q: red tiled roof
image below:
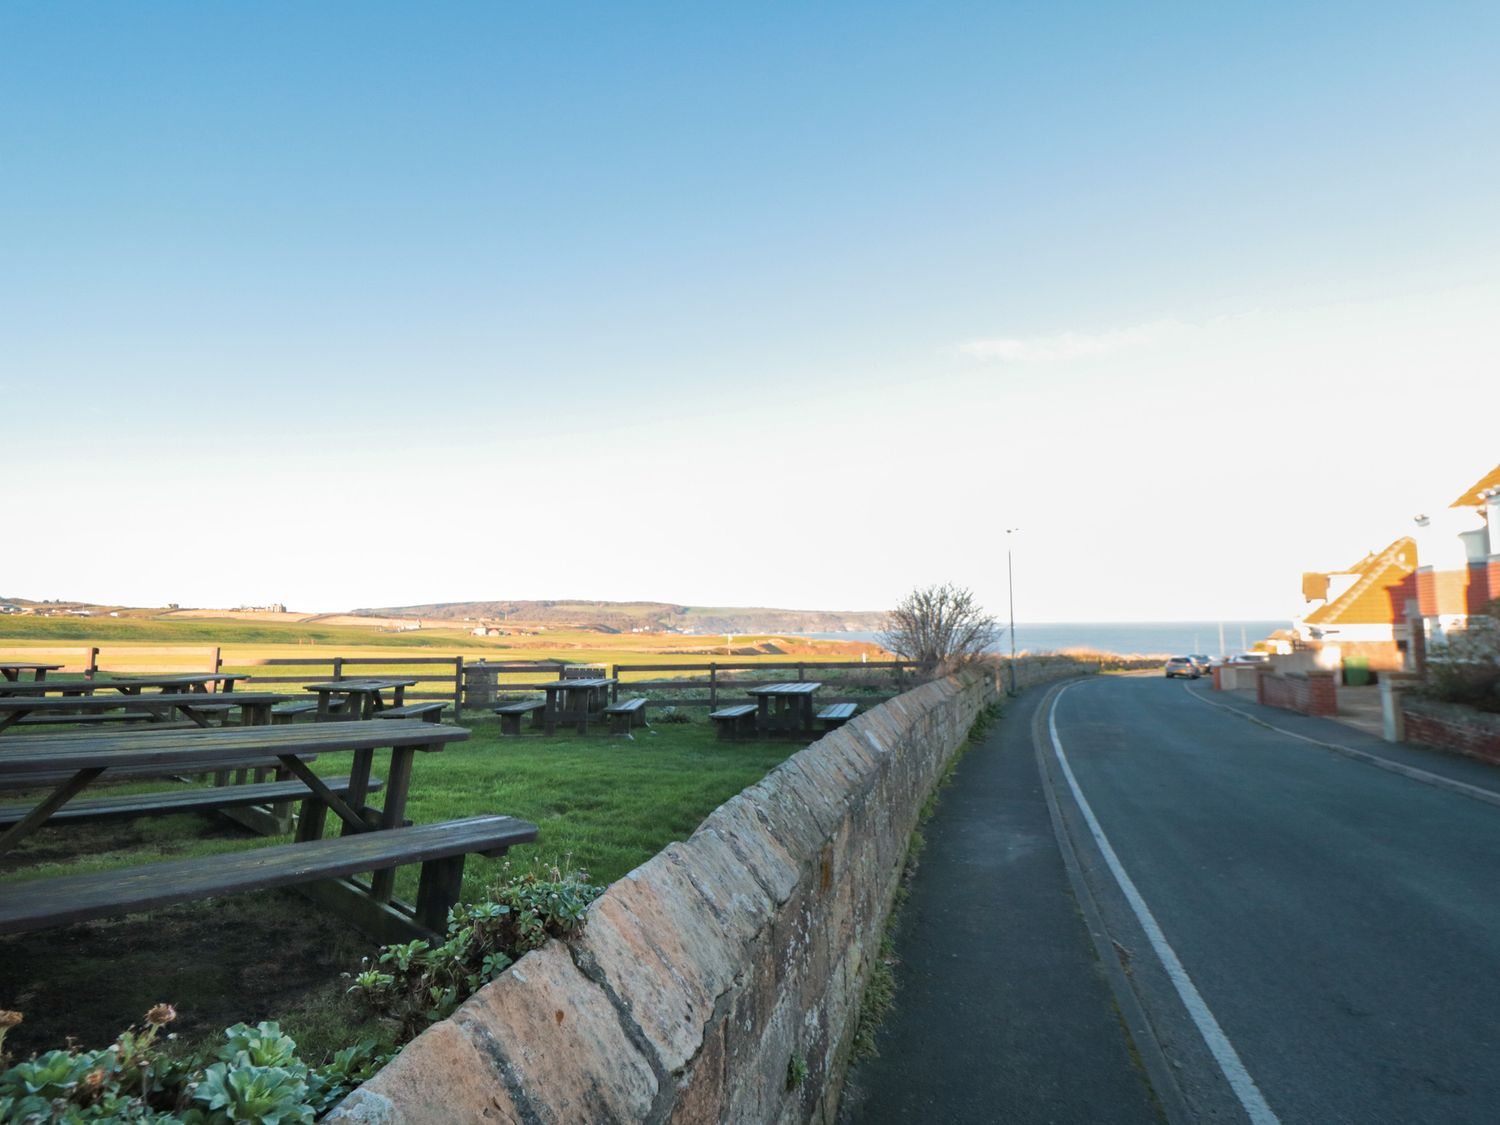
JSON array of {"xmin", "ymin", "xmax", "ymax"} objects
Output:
[
  {"xmin": 1451, "ymin": 462, "xmax": 1500, "ymax": 508},
  {"xmin": 1303, "ymin": 537, "xmax": 1417, "ymax": 626}
]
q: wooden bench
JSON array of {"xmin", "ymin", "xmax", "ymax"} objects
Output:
[
  {"xmin": 375, "ymin": 702, "xmax": 447, "ymax": 723},
  {"xmin": 0, "ymin": 814, "xmax": 538, "ymax": 940},
  {"xmin": 0, "ymin": 753, "xmax": 322, "ymax": 793},
  {"xmin": 0, "ymin": 692, "xmax": 290, "ymax": 734},
  {"xmin": 493, "ymin": 699, "xmax": 547, "ymax": 736},
  {"xmin": 817, "ymin": 703, "xmax": 858, "ymax": 730},
  {"xmin": 710, "ymin": 704, "xmax": 757, "ymax": 741},
  {"xmin": 12, "ymin": 711, "xmax": 162, "ymax": 727},
  {"xmin": 603, "ymin": 697, "xmax": 648, "ymax": 734},
  {"xmin": 271, "ymin": 699, "xmax": 322, "ymax": 724},
  {"xmin": 0, "ymin": 775, "xmax": 382, "ymax": 828}
]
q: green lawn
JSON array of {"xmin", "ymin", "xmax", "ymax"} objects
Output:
[{"xmin": 0, "ymin": 713, "xmax": 801, "ymax": 1059}]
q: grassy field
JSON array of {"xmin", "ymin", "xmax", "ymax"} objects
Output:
[
  {"xmin": 0, "ymin": 612, "xmax": 895, "ymax": 1058},
  {"xmin": 0, "ymin": 711, "xmax": 804, "ymax": 1061},
  {"xmin": 0, "ymin": 611, "xmax": 884, "ymax": 660}
]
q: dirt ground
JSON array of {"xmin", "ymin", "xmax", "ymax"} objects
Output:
[{"xmin": 0, "ymin": 819, "xmax": 382, "ymax": 1063}]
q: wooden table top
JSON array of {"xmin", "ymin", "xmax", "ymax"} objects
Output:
[
  {"xmin": 0, "ymin": 691, "xmax": 290, "ymax": 713},
  {"xmin": 0, "ymin": 720, "xmax": 469, "ymax": 776},
  {"xmin": 746, "ymin": 682, "xmax": 824, "ymax": 696},
  {"xmin": 302, "ymin": 679, "xmax": 419, "ymax": 693},
  {"xmin": 0, "ymin": 673, "xmax": 249, "ymax": 696},
  {"xmin": 547, "ymin": 678, "xmax": 616, "ymax": 690},
  {"xmin": 0, "ymin": 663, "xmax": 63, "ymax": 672}
]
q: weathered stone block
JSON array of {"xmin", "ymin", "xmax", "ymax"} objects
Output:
[
  {"xmin": 454, "ymin": 943, "xmax": 659, "ymax": 1123},
  {"xmin": 324, "ymin": 1018, "xmax": 520, "ymax": 1122}
]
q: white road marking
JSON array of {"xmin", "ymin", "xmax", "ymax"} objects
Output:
[
  {"xmin": 1184, "ymin": 685, "xmax": 1500, "ymax": 809},
  {"xmin": 1048, "ymin": 682, "xmax": 1281, "ymax": 1125}
]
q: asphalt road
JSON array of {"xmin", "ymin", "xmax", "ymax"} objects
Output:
[{"xmin": 1047, "ymin": 675, "xmax": 1500, "ymax": 1124}]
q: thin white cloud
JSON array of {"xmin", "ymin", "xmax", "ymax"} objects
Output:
[{"xmin": 956, "ymin": 318, "xmax": 1187, "ymax": 363}]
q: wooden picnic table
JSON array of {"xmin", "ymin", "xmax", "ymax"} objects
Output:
[
  {"xmin": 0, "ymin": 720, "xmax": 467, "ymax": 881},
  {"xmin": 0, "ymin": 663, "xmax": 63, "ymax": 683},
  {"xmin": 537, "ymin": 677, "xmax": 617, "ymax": 735},
  {"xmin": 746, "ymin": 681, "xmax": 823, "ymax": 736},
  {"xmin": 0, "ymin": 691, "xmax": 292, "ymax": 735},
  {"xmin": 0, "ymin": 673, "xmax": 249, "ymax": 698},
  {"xmin": 302, "ymin": 679, "xmax": 418, "ymax": 722}
]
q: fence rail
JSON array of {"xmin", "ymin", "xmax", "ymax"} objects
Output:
[
  {"xmin": 604, "ymin": 659, "xmax": 922, "ymax": 711},
  {"xmin": 231, "ymin": 655, "xmax": 466, "ymax": 713},
  {"xmin": 0, "ymin": 645, "xmax": 222, "ymax": 677}
]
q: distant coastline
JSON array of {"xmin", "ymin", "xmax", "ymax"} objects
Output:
[{"xmin": 794, "ymin": 621, "xmax": 1286, "ymax": 658}]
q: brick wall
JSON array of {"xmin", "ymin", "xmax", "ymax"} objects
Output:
[
  {"xmin": 1466, "ymin": 561, "xmax": 1492, "ymax": 615},
  {"xmin": 328, "ymin": 657, "xmax": 1094, "ymax": 1124},
  {"xmin": 1417, "ymin": 567, "xmax": 1475, "ymax": 618},
  {"xmin": 1401, "ymin": 697, "xmax": 1500, "ymax": 765},
  {"xmin": 1257, "ymin": 669, "xmax": 1338, "ymax": 716}
]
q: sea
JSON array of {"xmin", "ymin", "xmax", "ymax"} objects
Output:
[{"xmin": 793, "ymin": 621, "xmax": 1287, "ymax": 659}]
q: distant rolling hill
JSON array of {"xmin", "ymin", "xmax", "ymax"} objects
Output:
[{"xmin": 352, "ymin": 600, "xmax": 889, "ymax": 635}]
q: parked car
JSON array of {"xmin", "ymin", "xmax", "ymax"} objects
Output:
[
  {"xmin": 1164, "ymin": 656, "xmax": 1200, "ymax": 679},
  {"xmin": 1189, "ymin": 654, "xmax": 1212, "ymax": 676}
]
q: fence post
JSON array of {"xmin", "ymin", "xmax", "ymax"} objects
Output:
[
  {"xmin": 85, "ymin": 647, "xmax": 99, "ymax": 679},
  {"xmin": 710, "ymin": 663, "xmax": 718, "ymax": 712},
  {"xmin": 210, "ymin": 646, "xmax": 222, "ymax": 674},
  {"xmin": 333, "ymin": 657, "xmax": 344, "ymax": 682},
  {"xmin": 796, "ymin": 663, "xmax": 805, "ymax": 684},
  {"xmin": 453, "ymin": 655, "xmax": 464, "ymax": 717}
]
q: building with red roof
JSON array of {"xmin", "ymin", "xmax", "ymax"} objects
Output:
[{"xmin": 1294, "ymin": 537, "xmax": 1418, "ymax": 671}]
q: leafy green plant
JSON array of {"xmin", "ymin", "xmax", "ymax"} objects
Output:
[
  {"xmin": 0, "ymin": 1008, "xmax": 380, "ymax": 1124},
  {"xmin": 348, "ymin": 862, "xmax": 603, "ymax": 1044},
  {"xmin": 653, "ymin": 705, "xmax": 692, "ymax": 724},
  {"xmin": 785, "ymin": 1052, "xmax": 808, "ymax": 1091}
]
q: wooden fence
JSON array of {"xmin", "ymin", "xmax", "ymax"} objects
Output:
[
  {"xmin": 0, "ymin": 646, "xmax": 929, "ymax": 717},
  {"xmin": 239, "ymin": 656, "xmax": 467, "ymax": 713},
  {"xmin": 602, "ymin": 659, "xmax": 922, "ymax": 710},
  {"xmin": 0, "ymin": 645, "xmax": 222, "ymax": 677}
]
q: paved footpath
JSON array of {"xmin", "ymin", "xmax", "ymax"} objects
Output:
[{"xmin": 839, "ymin": 684, "xmax": 1162, "ymax": 1124}]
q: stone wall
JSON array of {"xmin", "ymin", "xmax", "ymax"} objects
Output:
[
  {"xmin": 328, "ymin": 657, "xmax": 1092, "ymax": 1124},
  {"xmin": 1400, "ymin": 697, "xmax": 1500, "ymax": 764}
]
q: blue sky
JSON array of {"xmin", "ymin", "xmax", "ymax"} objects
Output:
[{"xmin": 3, "ymin": 3, "xmax": 1497, "ymax": 619}]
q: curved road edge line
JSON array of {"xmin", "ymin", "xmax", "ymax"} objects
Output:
[
  {"xmin": 1183, "ymin": 685, "xmax": 1500, "ymax": 811},
  {"xmin": 1030, "ymin": 679, "xmax": 1194, "ymax": 1125},
  {"xmin": 1043, "ymin": 680, "xmax": 1281, "ymax": 1125}
]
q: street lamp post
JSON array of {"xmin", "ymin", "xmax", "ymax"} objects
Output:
[{"xmin": 1006, "ymin": 528, "xmax": 1018, "ymax": 695}]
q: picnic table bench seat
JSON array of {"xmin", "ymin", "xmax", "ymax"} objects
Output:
[
  {"xmin": 493, "ymin": 698, "xmax": 547, "ymax": 736},
  {"xmin": 0, "ymin": 814, "xmax": 538, "ymax": 938},
  {"xmin": 374, "ymin": 702, "xmax": 447, "ymax": 723},
  {"xmin": 0, "ymin": 753, "xmax": 323, "ymax": 793},
  {"xmin": 13, "ymin": 711, "xmax": 169, "ymax": 727},
  {"xmin": 817, "ymin": 703, "xmax": 858, "ymax": 730},
  {"xmin": 271, "ymin": 699, "xmax": 323, "ymax": 723},
  {"xmin": 0, "ymin": 775, "xmax": 382, "ymax": 828},
  {"xmin": 0, "ymin": 692, "xmax": 292, "ymax": 734},
  {"xmin": 603, "ymin": 696, "xmax": 648, "ymax": 734},
  {"xmin": 710, "ymin": 703, "xmax": 757, "ymax": 741}
]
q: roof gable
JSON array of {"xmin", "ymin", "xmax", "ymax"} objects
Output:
[
  {"xmin": 1451, "ymin": 462, "xmax": 1500, "ymax": 508},
  {"xmin": 1303, "ymin": 537, "xmax": 1417, "ymax": 626}
]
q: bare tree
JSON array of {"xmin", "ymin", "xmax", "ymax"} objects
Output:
[{"xmin": 880, "ymin": 583, "xmax": 1001, "ymax": 668}]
